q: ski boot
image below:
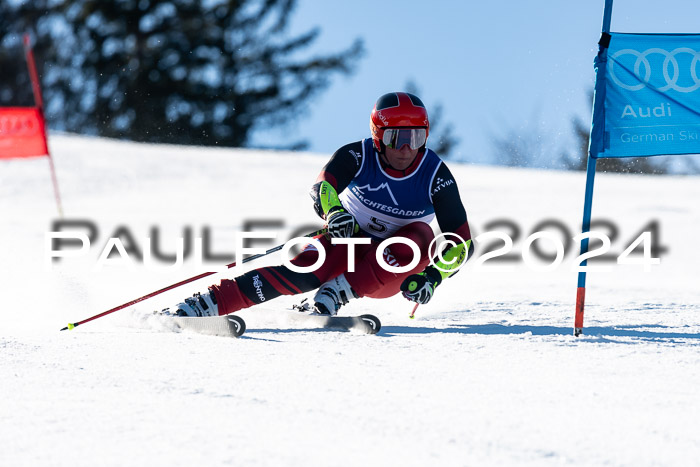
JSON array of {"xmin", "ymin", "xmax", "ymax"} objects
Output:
[{"xmin": 312, "ymin": 274, "xmax": 358, "ymax": 315}]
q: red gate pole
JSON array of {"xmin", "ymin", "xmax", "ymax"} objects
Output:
[{"xmin": 24, "ymin": 33, "xmax": 63, "ymax": 217}]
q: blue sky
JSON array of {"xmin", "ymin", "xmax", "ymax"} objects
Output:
[{"xmin": 251, "ymin": 0, "xmax": 700, "ymax": 166}]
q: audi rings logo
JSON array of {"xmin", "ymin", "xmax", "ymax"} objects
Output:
[{"xmin": 609, "ymin": 47, "xmax": 700, "ymax": 93}]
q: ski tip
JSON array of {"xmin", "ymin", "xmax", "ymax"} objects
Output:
[
  {"xmin": 360, "ymin": 314, "xmax": 381, "ymax": 335},
  {"xmin": 226, "ymin": 315, "xmax": 246, "ymax": 337}
]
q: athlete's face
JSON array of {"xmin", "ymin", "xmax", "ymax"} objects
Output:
[{"xmin": 384, "ymin": 144, "xmax": 419, "ymax": 170}]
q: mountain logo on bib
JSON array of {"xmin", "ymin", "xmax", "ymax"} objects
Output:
[{"xmin": 354, "ymin": 182, "xmax": 399, "ymax": 206}]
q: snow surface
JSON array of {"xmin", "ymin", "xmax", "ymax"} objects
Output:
[{"xmin": 1, "ymin": 134, "xmax": 699, "ymax": 466}]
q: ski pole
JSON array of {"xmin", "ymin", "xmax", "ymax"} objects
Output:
[
  {"xmin": 409, "ymin": 302, "xmax": 419, "ymax": 319},
  {"xmin": 60, "ymin": 227, "xmax": 328, "ymax": 331}
]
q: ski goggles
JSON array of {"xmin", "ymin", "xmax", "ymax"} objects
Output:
[{"xmin": 382, "ymin": 128, "xmax": 427, "ymax": 150}]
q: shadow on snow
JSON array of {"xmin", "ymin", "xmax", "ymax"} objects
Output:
[
  {"xmin": 377, "ymin": 323, "xmax": 700, "ymax": 342},
  {"xmin": 241, "ymin": 323, "xmax": 699, "ymax": 344}
]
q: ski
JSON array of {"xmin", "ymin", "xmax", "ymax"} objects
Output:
[
  {"xmin": 289, "ymin": 300, "xmax": 381, "ymax": 334},
  {"xmin": 169, "ymin": 314, "xmax": 246, "ymax": 338},
  {"xmin": 291, "ymin": 313, "xmax": 381, "ymax": 334}
]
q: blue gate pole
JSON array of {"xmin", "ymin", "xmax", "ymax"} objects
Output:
[
  {"xmin": 575, "ymin": 157, "xmax": 598, "ymax": 336},
  {"xmin": 602, "ymin": 0, "xmax": 613, "ymax": 33},
  {"xmin": 574, "ymin": 0, "xmax": 613, "ymax": 336}
]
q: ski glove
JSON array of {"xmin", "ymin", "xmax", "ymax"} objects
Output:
[
  {"xmin": 400, "ymin": 266, "xmax": 443, "ymax": 304},
  {"xmin": 312, "ymin": 181, "xmax": 358, "ymax": 238},
  {"xmin": 326, "ymin": 206, "xmax": 357, "ymax": 238}
]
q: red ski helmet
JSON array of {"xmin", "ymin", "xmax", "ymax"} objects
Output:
[{"xmin": 370, "ymin": 92, "xmax": 429, "ymax": 152}]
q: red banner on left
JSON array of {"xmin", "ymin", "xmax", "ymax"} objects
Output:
[{"xmin": 0, "ymin": 107, "xmax": 49, "ymax": 159}]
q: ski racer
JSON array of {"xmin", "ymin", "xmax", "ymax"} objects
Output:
[{"xmin": 170, "ymin": 92, "xmax": 474, "ymax": 317}]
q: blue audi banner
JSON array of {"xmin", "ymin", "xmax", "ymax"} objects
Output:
[{"xmin": 590, "ymin": 33, "xmax": 700, "ymax": 158}]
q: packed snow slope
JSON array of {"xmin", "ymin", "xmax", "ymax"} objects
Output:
[{"xmin": 1, "ymin": 134, "xmax": 699, "ymax": 467}]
